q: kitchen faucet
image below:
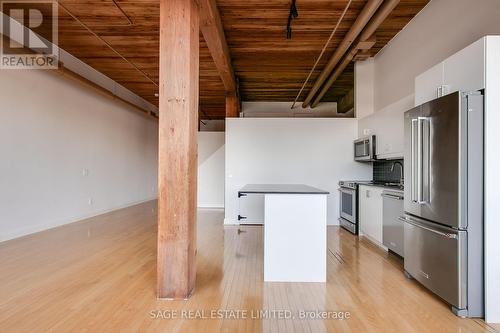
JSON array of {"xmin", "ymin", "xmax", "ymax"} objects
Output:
[{"xmin": 391, "ymin": 161, "xmax": 404, "ymax": 185}]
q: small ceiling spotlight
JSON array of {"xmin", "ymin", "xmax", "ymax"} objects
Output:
[{"xmin": 154, "ymin": 93, "xmax": 159, "ymax": 97}]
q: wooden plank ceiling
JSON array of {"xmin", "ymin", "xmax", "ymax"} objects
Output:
[{"xmin": 49, "ymin": 0, "xmax": 428, "ymax": 119}]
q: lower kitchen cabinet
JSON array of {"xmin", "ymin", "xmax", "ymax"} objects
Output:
[
  {"xmin": 359, "ymin": 185, "xmax": 384, "ymax": 246},
  {"xmin": 238, "ymin": 193, "xmax": 264, "ymax": 225}
]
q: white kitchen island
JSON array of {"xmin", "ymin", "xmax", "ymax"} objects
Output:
[{"xmin": 238, "ymin": 184, "xmax": 329, "ymax": 282}]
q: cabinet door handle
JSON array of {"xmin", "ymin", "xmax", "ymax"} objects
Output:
[{"xmin": 381, "ymin": 193, "xmax": 404, "ymax": 200}]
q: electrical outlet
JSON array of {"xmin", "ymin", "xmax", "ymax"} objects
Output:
[
  {"xmin": 82, "ymin": 168, "xmax": 89, "ymax": 177},
  {"xmin": 88, "ymin": 198, "xmax": 93, "ymax": 205}
]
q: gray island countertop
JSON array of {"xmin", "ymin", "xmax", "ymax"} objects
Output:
[{"xmin": 238, "ymin": 184, "xmax": 329, "ymax": 195}]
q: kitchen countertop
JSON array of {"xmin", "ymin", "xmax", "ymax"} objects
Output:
[
  {"xmin": 356, "ymin": 181, "xmax": 404, "ymax": 191},
  {"xmin": 238, "ymin": 184, "xmax": 329, "ymax": 195}
]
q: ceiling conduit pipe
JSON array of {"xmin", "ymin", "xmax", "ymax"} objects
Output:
[
  {"xmin": 301, "ymin": 0, "xmax": 383, "ymax": 108},
  {"xmin": 310, "ymin": 0, "xmax": 401, "ymax": 108}
]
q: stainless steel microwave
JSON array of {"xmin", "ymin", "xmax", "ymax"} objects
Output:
[{"xmin": 354, "ymin": 135, "xmax": 376, "ymax": 161}]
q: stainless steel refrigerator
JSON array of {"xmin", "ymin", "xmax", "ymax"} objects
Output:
[{"xmin": 402, "ymin": 91, "xmax": 484, "ymax": 317}]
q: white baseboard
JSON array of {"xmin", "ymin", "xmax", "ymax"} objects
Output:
[
  {"xmin": 198, "ymin": 206, "xmax": 224, "ymax": 211},
  {"xmin": 197, "ymin": 205, "xmax": 224, "ymax": 209},
  {"xmin": 361, "ymin": 234, "xmax": 388, "ymax": 252}
]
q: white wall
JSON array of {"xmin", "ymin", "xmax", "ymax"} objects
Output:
[
  {"xmin": 0, "ymin": 69, "xmax": 158, "ymax": 242},
  {"xmin": 224, "ymin": 118, "xmax": 371, "ymax": 225},
  {"xmin": 373, "ymin": 0, "xmax": 500, "ymax": 114},
  {"xmin": 356, "ymin": 0, "xmax": 500, "ymax": 123},
  {"xmin": 484, "ymin": 36, "xmax": 500, "ymax": 323},
  {"xmin": 198, "ymin": 132, "xmax": 225, "ymax": 208},
  {"xmin": 242, "ymin": 101, "xmax": 349, "ymax": 118},
  {"xmin": 354, "ymin": 0, "xmax": 500, "ymax": 168},
  {"xmin": 354, "ymin": 58, "xmax": 374, "ymax": 119}
]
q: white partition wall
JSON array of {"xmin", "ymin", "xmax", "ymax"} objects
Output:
[
  {"xmin": 484, "ymin": 36, "xmax": 500, "ymax": 324},
  {"xmin": 198, "ymin": 132, "xmax": 225, "ymax": 208},
  {"xmin": 224, "ymin": 118, "xmax": 371, "ymax": 225}
]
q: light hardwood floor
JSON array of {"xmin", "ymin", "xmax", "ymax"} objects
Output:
[{"xmin": 0, "ymin": 201, "xmax": 498, "ymax": 333}]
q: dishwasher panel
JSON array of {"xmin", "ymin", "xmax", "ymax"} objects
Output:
[{"xmin": 382, "ymin": 191, "xmax": 404, "ymax": 257}]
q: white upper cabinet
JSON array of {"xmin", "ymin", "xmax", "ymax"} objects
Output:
[
  {"xmin": 415, "ymin": 38, "xmax": 486, "ymax": 106},
  {"xmin": 443, "ymin": 38, "xmax": 485, "ymax": 94},
  {"xmin": 415, "ymin": 62, "xmax": 444, "ymax": 106},
  {"xmin": 358, "ymin": 95, "xmax": 413, "ymax": 160}
]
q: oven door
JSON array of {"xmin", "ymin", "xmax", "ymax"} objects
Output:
[{"xmin": 339, "ymin": 187, "xmax": 356, "ymax": 223}]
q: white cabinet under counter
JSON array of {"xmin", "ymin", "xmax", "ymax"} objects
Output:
[{"xmin": 358, "ymin": 185, "xmax": 385, "ymax": 247}]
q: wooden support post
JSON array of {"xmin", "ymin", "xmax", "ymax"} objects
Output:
[
  {"xmin": 225, "ymin": 94, "xmax": 240, "ymax": 118},
  {"xmin": 157, "ymin": 0, "xmax": 199, "ymax": 299}
]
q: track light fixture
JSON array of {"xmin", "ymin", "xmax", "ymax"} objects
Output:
[{"xmin": 286, "ymin": 0, "xmax": 298, "ymax": 39}]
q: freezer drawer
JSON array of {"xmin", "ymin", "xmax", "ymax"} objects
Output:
[{"xmin": 403, "ymin": 215, "xmax": 467, "ymax": 310}]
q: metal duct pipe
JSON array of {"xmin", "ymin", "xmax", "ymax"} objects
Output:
[
  {"xmin": 301, "ymin": 0, "xmax": 383, "ymax": 108},
  {"xmin": 311, "ymin": 0, "xmax": 401, "ymax": 108}
]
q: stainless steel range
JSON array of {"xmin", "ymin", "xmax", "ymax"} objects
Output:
[
  {"xmin": 338, "ymin": 181, "xmax": 360, "ymax": 234},
  {"xmin": 339, "ymin": 180, "xmax": 405, "ymax": 235}
]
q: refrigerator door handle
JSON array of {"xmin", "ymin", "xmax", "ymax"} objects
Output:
[
  {"xmin": 417, "ymin": 117, "xmax": 430, "ymax": 204},
  {"xmin": 417, "ymin": 117, "xmax": 423, "ymax": 202},
  {"xmin": 399, "ymin": 216, "xmax": 457, "ymax": 239},
  {"xmin": 411, "ymin": 119, "xmax": 418, "ymax": 203}
]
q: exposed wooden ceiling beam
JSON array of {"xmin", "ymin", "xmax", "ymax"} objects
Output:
[
  {"xmin": 199, "ymin": 0, "xmax": 237, "ymax": 95},
  {"xmin": 225, "ymin": 95, "xmax": 240, "ymax": 118},
  {"xmin": 55, "ymin": 63, "xmax": 157, "ymax": 120},
  {"xmin": 311, "ymin": 0, "xmax": 401, "ymax": 108},
  {"xmin": 310, "ymin": 37, "xmax": 376, "ymax": 108},
  {"xmin": 337, "ymin": 88, "xmax": 354, "ymax": 114},
  {"xmin": 301, "ymin": 0, "xmax": 383, "ymax": 108},
  {"xmin": 34, "ymin": 0, "xmax": 428, "ymax": 118}
]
